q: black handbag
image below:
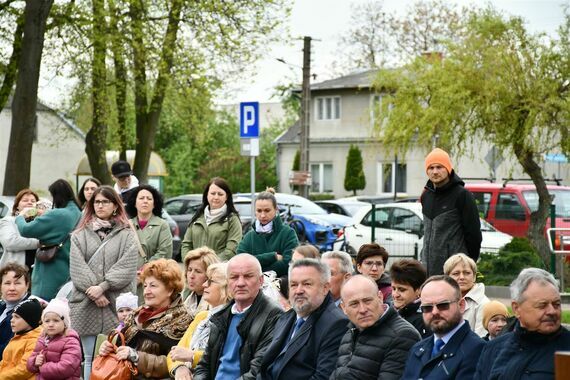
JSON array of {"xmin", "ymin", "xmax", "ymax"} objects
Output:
[{"xmin": 36, "ymin": 234, "xmax": 70, "ymax": 263}]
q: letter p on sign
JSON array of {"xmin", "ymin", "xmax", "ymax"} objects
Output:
[{"xmin": 240, "ymin": 102, "xmax": 259, "ymax": 138}]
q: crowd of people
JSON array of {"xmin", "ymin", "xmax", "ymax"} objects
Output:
[{"xmin": 0, "ymin": 152, "xmax": 568, "ymax": 380}]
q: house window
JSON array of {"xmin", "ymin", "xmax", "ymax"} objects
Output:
[
  {"xmin": 378, "ymin": 162, "xmax": 407, "ymax": 193},
  {"xmin": 371, "ymin": 94, "xmax": 393, "ymax": 126},
  {"xmin": 315, "ymin": 97, "xmax": 340, "ymax": 120},
  {"xmin": 310, "ymin": 163, "xmax": 333, "ymax": 192}
]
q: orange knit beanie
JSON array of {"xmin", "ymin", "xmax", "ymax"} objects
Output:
[{"xmin": 425, "ymin": 148, "xmax": 453, "ymax": 174}]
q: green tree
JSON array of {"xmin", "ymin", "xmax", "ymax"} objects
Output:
[
  {"xmin": 374, "ymin": 8, "xmax": 570, "ymax": 265},
  {"xmin": 344, "ymin": 144, "xmax": 366, "ymax": 196},
  {"xmin": 43, "ymin": 0, "xmax": 290, "ymax": 185},
  {"xmin": 3, "ymin": 0, "xmax": 54, "ymax": 195}
]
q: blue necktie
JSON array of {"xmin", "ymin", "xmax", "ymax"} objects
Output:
[
  {"xmin": 432, "ymin": 338, "xmax": 445, "ymax": 357},
  {"xmin": 290, "ymin": 318, "xmax": 305, "ymax": 340}
]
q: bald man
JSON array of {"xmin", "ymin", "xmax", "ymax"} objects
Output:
[{"xmin": 330, "ymin": 275, "xmax": 420, "ymax": 380}]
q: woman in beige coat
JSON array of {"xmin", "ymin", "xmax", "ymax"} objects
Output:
[
  {"xmin": 69, "ymin": 186, "xmax": 139, "ymax": 380},
  {"xmin": 444, "ymin": 253, "xmax": 490, "ymax": 337}
]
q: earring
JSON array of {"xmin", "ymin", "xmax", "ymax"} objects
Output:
[{"xmin": 112, "ymin": 209, "xmax": 117, "ymax": 216}]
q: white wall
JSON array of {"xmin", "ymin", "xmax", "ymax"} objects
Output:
[{"xmin": 0, "ymin": 109, "xmax": 85, "ymax": 196}]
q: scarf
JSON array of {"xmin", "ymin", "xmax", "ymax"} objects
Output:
[
  {"xmin": 137, "ymin": 305, "xmax": 169, "ymax": 325},
  {"xmin": 190, "ymin": 304, "xmax": 226, "ymax": 351},
  {"xmin": 91, "ymin": 218, "xmax": 114, "ymax": 240},
  {"xmin": 255, "ymin": 219, "xmax": 273, "ymax": 233},
  {"xmin": 204, "ymin": 204, "xmax": 227, "ymax": 225}
]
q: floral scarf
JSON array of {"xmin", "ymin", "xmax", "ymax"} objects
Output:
[{"xmin": 91, "ymin": 218, "xmax": 114, "ymax": 240}]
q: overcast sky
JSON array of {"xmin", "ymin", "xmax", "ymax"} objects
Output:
[
  {"xmin": 215, "ymin": 0, "xmax": 568, "ymax": 105},
  {"xmin": 37, "ymin": 0, "xmax": 568, "ymax": 108}
]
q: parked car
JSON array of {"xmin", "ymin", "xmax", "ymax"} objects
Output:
[
  {"xmin": 236, "ymin": 193, "xmax": 352, "ymax": 252},
  {"xmin": 164, "ymin": 194, "xmax": 202, "ymax": 238},
  {"xmin": 161, "ymin": 209, "xmax": 182, "ymax": 261},
  {"xmin": 465, "ymin": 183, "xmax": 570, "ymax": 244},
  {"xmin": 337, "ymin": 202, "xmax": 513, "ymax": 267},
  {"xmin": 315, "ymin": 199, "xmax": 369, "ymax": 217},
  {"xmin": 0, "ymin": 196, "xmax": 15, "ymax": 258},
  {"xmin": 0, "ymin": 196, "xmax": 14, "ymax": 219}
]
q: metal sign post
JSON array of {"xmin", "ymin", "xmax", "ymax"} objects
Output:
[{"xmin": 240, "ymin": 102, "xmax": 260, "ymax": 217}]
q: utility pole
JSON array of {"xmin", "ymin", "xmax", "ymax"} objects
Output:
[{"xmin": 299, "ymin": 36, "xmax": 312, "ymax": 198}]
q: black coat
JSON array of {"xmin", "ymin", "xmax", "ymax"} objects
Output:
[
  {"xmin": 401, "ymin": 321, "xmax": 486, "ymax": 380},
  {"xmin": 258, "ymin": 292, "xmax": 348, "ymax": 380},
  {"xmin": 474, "ymin": 323, "xmax": 570, "ymax": 380},
  {"xmin": 330, "ymin": 306, "xmax": 421, "ymax": 380},
  {"xmin": 193, "ymin": 292, "xmax": 282, "ymax": 380},
  {"xmin": 396, "ymin": 301, "xmax": 432, "ymax": 338},
  {"xmin": 420, "ymin": 171, "xmax": 482, "ymax": 276}
]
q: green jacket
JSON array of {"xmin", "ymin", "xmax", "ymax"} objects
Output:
[
  {"xmin": 16, "ymin": 201, "xmax": 82, "ymax": 300},
  {"xmin": 237, "ymin": 216, "xmax": 298, "ymax": 277},
  {"xmin": 131, "ymin": 214, "xmax": 173, "ymax": 262},
  {"xmin": 182, "ymin": 212, "xmax": 242, "ymax": 261}
]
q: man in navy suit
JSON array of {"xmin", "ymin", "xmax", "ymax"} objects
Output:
[
  {"xmin": 257, "ymin": 258, "xmax": 348, "ymax": 380},
  {"xmin": 401, "ymin": 275, "xmax": 485, "ymax": 379}
]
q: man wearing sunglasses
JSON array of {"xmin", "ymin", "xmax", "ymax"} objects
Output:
[{"xmin": 401, "ymin": 275, "xmax": 485, "ymax": 379}]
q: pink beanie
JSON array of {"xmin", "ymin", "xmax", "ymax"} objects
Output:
[
  {"xmin": 425, "ymin": 148, "xmax": 453, "ymax": 174},
  {"xmin": 42, "ymin": 298, "xmax": 71, "ymax": 328}
]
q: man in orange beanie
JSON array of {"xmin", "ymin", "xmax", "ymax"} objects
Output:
[{"xmin": 420, "ymin": 148, "xmax": 481, "ymax": 276}]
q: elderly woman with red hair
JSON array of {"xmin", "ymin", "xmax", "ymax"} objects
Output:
[{"xmin": 99, "ymin": 259, "xmax": 192, "ymax": 379}]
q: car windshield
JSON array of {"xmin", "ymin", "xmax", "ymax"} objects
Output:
[{"xmin": 523, "ymin": 190, "xmax": 570, "ymax": 218}]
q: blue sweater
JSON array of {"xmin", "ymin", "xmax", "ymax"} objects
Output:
[{"xmin": 215, "ymin": 312, "xmax": 245, "ymax": 380}]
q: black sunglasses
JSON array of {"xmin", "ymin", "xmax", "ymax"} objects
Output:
[{"xmin": 420, "ymin": 300, "xmax": 458, "ymax": 314}]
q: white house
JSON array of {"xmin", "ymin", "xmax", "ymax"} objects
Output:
[
  {"xmin": 0, "ymin": 100, "xmax": 86, "ymax": 196},
  {"xmin": 274, "ymin": 70, "xmax": 569, "ymax": 197}
]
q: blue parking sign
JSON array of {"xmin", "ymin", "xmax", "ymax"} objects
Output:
[{"xmin": 240, "ymin": 102, "xmax": 259, "ymax": 138}]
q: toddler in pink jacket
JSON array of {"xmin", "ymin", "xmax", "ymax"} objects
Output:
[{"xmin": 26, "ymin": 298, "xmax": 81, "ymax": 380}]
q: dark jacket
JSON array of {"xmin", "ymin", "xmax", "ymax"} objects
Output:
[
  {"xmin": 420, "ymin": 171, "xmax": 482, "ymax": 276},
  {"xmin": 330, "ymin": 306, "xmax": 420, "ymax": 380},
  {"xmin": 0, "ymin": 294, "xmax": 31, "ymax": 360},
  {"xmin": 401, "ymin": 321, "xmax": 485, "ymax": 380},
  {"xmin": 258, "ymin": 292, "xmax": 348, "ymax": 380},
  {"xmin": 193, "ymin": 292, "xmax": 282, "ymax": 380},
  {"xmin": 237, "ymin": 216, "xmax": 299, "ymax": 277},
  {"xmin": 474, "ymin": 323, "xmax": 570, "ymax": 380},
  {"xmin": 396, "ymin": 300, "xmax": 432, "ymax": 338}
]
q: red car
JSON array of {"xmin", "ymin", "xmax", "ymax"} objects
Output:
[{"xmin": 465, "ymin": 183, "xmax": 570, "ymax": 250}]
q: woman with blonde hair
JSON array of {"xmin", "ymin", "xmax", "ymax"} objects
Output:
[
  {"xmin": 237, "ymin": 188, "xmax": 298, "ymax": 277},
  {"xmin": 443, "ymin": 253, "xmax": 490, "ymax": 336},
  {"xmin": 168, "ymin": 263, "xmax": 231, "ymax": 379},
  {"xmin": 182, "ymin": 246, "xmax": 221, "ymax": 316}
]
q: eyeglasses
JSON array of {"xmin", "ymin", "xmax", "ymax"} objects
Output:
[
  {"xmin": 420, "ymin": 300, "xmax": 459, "ymax": 313},
  {"xmin": 362, "ymin": 260, "xmax": 384, "ymax": 268},
  {"xmin": 205, "ymin": 278, "xmax": 222, "ymax": 286},
  {"xmin": 94, "ymin": 200, "xmax": 112, "ymax": 206}
]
